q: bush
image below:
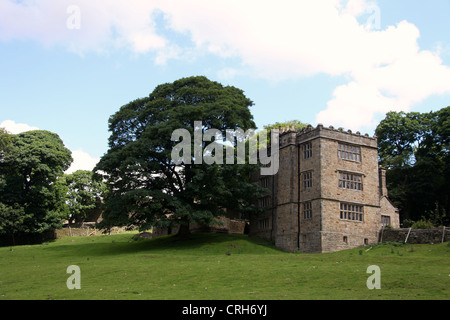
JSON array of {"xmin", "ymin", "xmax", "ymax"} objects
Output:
[{"xmin": 411, "ymin": 219, "xmax": 435, "ymax": 229}]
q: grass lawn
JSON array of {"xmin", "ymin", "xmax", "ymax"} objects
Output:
[{"xmin": 0, "ymin": 232, "xmax": 449, "ymax": 300}]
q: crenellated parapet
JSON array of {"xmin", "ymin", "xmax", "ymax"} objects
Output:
[{"xmin": 278, "ymin": 123, "xmax": 377, "ymax": 149}]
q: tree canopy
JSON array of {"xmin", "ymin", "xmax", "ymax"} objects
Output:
[
  {"xmin": 263, "ymin": 119, "xmax": 308, "ymax": 131},
  {"xmin": 95, "ymin": 76, "xmax": 266, "ymax": 237},
  {"xmin": 62, "ymin": 170, "xmax": 107, "ymax": 224},
  {"xmin": 376, "ymin": 107, "xmax": 449, "ymax": 225},
  {"xmin": 0, "ymin": 130, "xmax": 73, "ymax": 238}
]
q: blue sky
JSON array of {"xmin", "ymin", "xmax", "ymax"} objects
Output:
[{"xmin": 1, "ymin": 0, "xmax": 450, "ymax": 172}]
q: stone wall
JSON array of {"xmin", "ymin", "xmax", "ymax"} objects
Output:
[
  {"xmin": 251, "ymin": 124, "xmax": 401, "ymax": 253},
  {"xmin": 302, "ymin": 126, "xmax": 384, "ymax": 253},
  {"xmin": 55, "ymin": 225, "xmax": 127, "ymax": 238},
  {"xmin": 380, "ymin": 228, "xmax": 449, "ymax": 244},
  {"xmin": 190, "ymin": 217, "xmax": 247, "ymax": 234}
]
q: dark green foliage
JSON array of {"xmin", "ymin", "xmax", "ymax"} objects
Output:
[
  {"xmin": 376, "ymin": 107, "xmax": 449, "ymax": 225},
  {"xmin": 411, "ymin": 219, "xmax": 435, "ymax": 229},
  {"xmin": 62, "ymin": 170, "xmax": 107, "ymax": 224},
  {"xmin": 0, "ymin": 130, "xmax": 72, "ymax": 236},
  {"xmin": 95, "ymin": 76, "xmax": 266, "ymax": 236},
  {"xmin": 0, "ymin": 203, "xmax": 31, "ymax": 245}
]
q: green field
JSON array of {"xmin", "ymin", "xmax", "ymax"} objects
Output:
[{"xmin": 0, "ymin": 232, "xmax": 449, "ymax": 300}]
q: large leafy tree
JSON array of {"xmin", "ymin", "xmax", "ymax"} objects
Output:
[
  {"xmin": 62, "ymin": 170, "xmax": 107, "ymax": 224},
  {"xmin": 95, "ymin": 76, "xmax": 265, "ymax": 237},
  {"xmin": 376, "ymin": 107, "xmax": 449, "ymax": 225},
  {"xmin": 0, "ymin": 130, "xmax": 73, "ymax": 236},
  {"xmin": 376, "ymin": 111, "xmax": 434, "ymax": 168}
]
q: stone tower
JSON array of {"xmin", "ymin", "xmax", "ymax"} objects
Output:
[{"xmin": 250, "ymin": 124, "xmax": 399, "ymax": 253}]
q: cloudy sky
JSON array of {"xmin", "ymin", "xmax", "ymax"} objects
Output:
[{"xmin": 1, "ymin": 0, "xmax": 450, "ymax": 173}]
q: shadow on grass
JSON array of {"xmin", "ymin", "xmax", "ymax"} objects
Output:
[{"xmin": 43, "ymin": 232, "xmax": 281, "ymax": 258}]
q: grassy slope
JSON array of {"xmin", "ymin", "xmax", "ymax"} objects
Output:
[{"xmin": 0, "ymin": 232, "xmax": 449, "ymax": 300}]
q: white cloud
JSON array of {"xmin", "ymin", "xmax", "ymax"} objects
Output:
[
  {"xmin": 316, "ymin": 81, "xmax": 404, "ymax": 129},
  {"xmin": 66, "ymin": 149, "xmax": 100, "ymax": 174},
  {"xmin": 316, "ymin": 21, "xmax": 450, "ymax": 129},
  {"xmin": 0, "ymin": 0, "xmax": 164, "ymax": 55},
  {"xmin": 1, "ymin": 0, "xmax": 450, "ymax": 130},
  {"xmin": 157, "ymin": 0, "xmax": 450, "ymax": 129},
  {"xmin": 216, "ymin": 67, "xmax": 239, "ymax": 81},
  {"xmin": 0, "ymin": 120, "xmax": 39, "ymax": 134}
]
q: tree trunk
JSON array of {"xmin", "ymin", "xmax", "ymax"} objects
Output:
[{"xmin": 177, "ymin": 223, "xmax": 190, "ymax": 240}]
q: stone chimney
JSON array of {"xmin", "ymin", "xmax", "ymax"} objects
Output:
[{"xmin": 378, "ymin": 166, "xmax": 388, "ymax": 197}]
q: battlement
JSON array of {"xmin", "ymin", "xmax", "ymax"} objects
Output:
[{"xmin": 279, "ymin": 123, "xmax": 378, "ymax": 149}]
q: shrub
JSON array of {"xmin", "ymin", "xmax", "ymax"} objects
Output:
[{"xmin": 411, "ymin": 219, "xmax": 434, "ymax": 229}]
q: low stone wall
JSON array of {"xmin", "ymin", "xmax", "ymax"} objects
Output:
[
  {"xmin": 191, "ymin": 217, "xmax": 247, "ymax": 234},
  {"xmin": 380, "ymin": 227, "xmax": 449, "ymax": 244},
  {"xmin": 55, "ymin": 226, "xmax": 127, "ymax": 238}
]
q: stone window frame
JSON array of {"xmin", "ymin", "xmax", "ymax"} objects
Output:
[
  {"xmin": 259, "ymin": 218, "xmax": 270, "ymax": 230},
  {"xmin": 339, "ymin": 202, "xmax": 364, "ymax": 222},
  {"xmin": 260, "ymin": 176, "xmax": 270, "ymax": 188},
  {"xmin": 302, "ymin": 170, "xmax": 313, "ymax": 190},
  {"xmin": 302, "ymin": 142, "xmax": 312, "ymax": 159},
  {"xmin": 381, "ymin": 215, "xmax": 391, "ymax": 226},
  {"xmin": 338, "ymin": 143, "xmax": 361, "ymax": 162},
  {"xmin": 338, "ymin": 171, "xmax": 363, "ymax": 191},
  {"xmin": 303, "ymin": 201, "xmax": 312, "ymax": 220},
  {"xmin": 259, "ymin": 196, "xmax": 271, "ymax": 208}
]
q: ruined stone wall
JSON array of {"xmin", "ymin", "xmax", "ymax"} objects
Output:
[
  {"xmin": 251, "ymin": 124, "xmax": 400, "ymax": 253},
  {"xmin": 297, "ymin": 134, "xmax": 321, "ymax": 252},
  {"xmin": 272, "ymin": 140, "xmax": 299, "ymax": 252},
  {"xmin": 299, "ymin": 199, "xmax": 322, "ymax": 253},
  {"xmin": 321, "ymin": 201, "xmax": 380, "ymax": 252},
  {"xmin": 250, "ymin": 209, "xmax": 273, "ymax": 241},
  {"xmin": 320, "ymin": 134, "xmax": 381, "ymax": 252}
]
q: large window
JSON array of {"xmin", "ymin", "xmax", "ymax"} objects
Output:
[
  {"xmin": 340, "ymin": 203, "xmax": 364, "ymax": 222},
  {"xmin": 303, "ymin": 201, "xmax": 312, "ymax": 220},
  {"xmin": 259, "ymin": 218, "xmax": 270, "ymax": 230},
  {"xmin": 259, "ymin": 196, "xmax": 271, "ymax": 208},
  {"xmin": 303, "ymin": 142, "xmax": 312, "ymax": 159},
  {"xmin": 260, "ymin": 176, "xmax": 270, "ymax": 188},
  {"xmin": 338, "ymin": 172, "xmax": 363, "ymax": 190},
  {"xmin": 338, "ymin": 143, "xmax": 361, "ymax": 162},
  {"xmin": 303, "ymin": 171, "xmax": 313, "ymax": 189}
]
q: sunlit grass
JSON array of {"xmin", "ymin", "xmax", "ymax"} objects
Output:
[{"xmin": 1, "ymin": 233, "xmax": 449, "ymax": 300}]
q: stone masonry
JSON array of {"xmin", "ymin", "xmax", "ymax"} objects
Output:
[{"xmin": 250, "ymin": 124, "xmax": 400, "ymax": 253}]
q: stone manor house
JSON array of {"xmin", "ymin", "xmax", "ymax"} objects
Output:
[{"xmin": 249, "ymin": 124, "xmax": 399, "ymax": 253}]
